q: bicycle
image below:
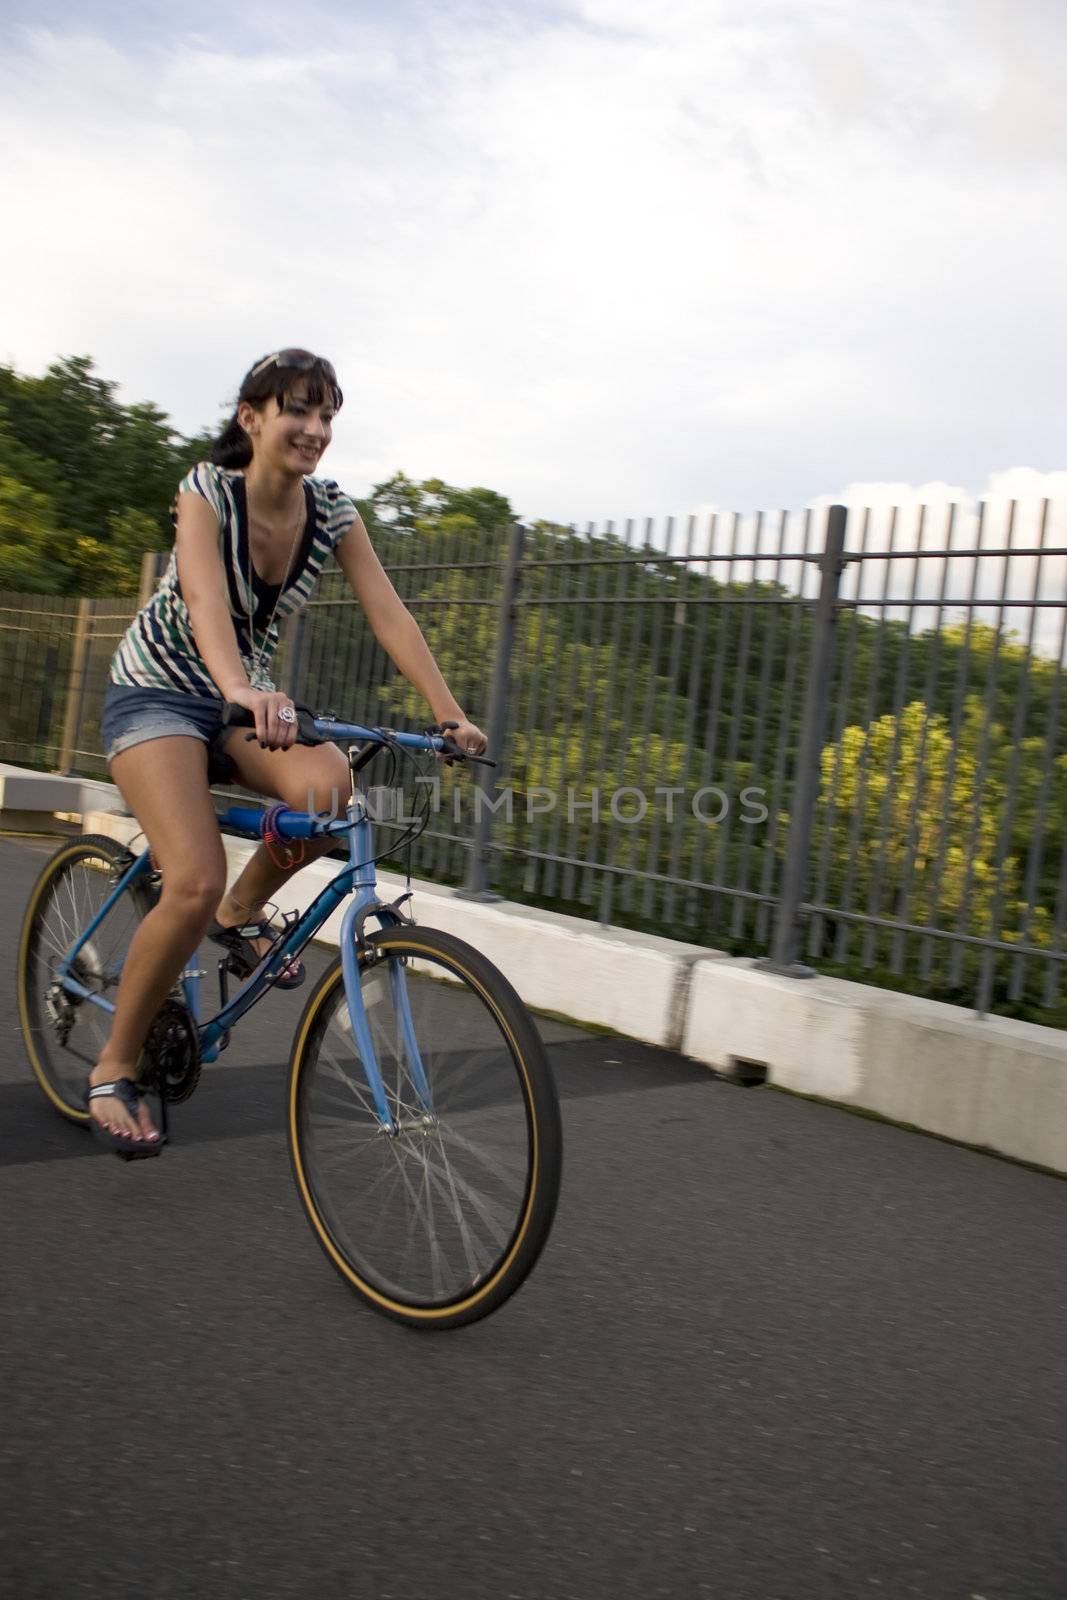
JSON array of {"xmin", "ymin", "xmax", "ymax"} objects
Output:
[{"xmin": 17, "ymin": 707, "xmax": 563, "ymax": 1329}]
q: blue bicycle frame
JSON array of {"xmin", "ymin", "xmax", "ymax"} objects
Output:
[{"xmin": 55, "ymin": 719, "xmax": 445, "ymax": 1134}]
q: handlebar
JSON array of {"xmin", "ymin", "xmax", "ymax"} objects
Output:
[{"xmin": 220, "ymin": 703, "xmax": 495, "ymax": 766}]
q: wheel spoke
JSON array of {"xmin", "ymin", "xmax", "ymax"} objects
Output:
[
  {"xmin": 294, "ymin": 938, "xmax": 556, "ymax": 1317},
  {"xmin": 21, "ymin": 843, "xmax": 148, "ymax": 1115}
]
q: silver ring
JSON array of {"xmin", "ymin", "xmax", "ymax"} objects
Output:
[{"xmin": 278, "ymin": 706, "xmax": 297, "ymax": 725}]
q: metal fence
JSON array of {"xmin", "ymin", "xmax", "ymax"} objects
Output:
[
  {"xmin": 4, "ymin": 495, "xmax": 1067, "ymax": 1025},
  {"xmin": 0, "ymin": 592, "xmax": 138, "ymax": 775}
]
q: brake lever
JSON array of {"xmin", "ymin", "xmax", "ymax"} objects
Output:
[{"xmin": 439, "ymin": 737, "xmax": 497, "ymax": 769}]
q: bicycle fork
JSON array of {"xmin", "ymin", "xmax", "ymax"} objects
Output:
[{"xmin": 338, "ymin": 894, "xmax": 434, "ymax": 1136}]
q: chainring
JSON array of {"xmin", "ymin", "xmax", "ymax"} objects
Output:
[{"xmin": 139, "ymin": 998, "xmax": 201, "ymax": 1104}]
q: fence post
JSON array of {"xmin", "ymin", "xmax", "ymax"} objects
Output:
[
  {"xmin": 57, "ymin": 598, "xmax": 96, "ymax": 776},
  {"xmin": 457, "ymin": 522, "xmax": 525, "ymax": 901},
  {"xmin": 759, "ymin": 504, "xmax": 849, "ymax": 975},
  {"xmin": 137, "ymin": 550, "xmax": 166, "ymax": 609},
  {"xmin": 281, "ymin": 611, "xmax": 308, "ymax": 703}
]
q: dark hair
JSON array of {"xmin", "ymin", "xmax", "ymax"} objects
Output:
[{"xmin": 210, "ymin": 349, "xmax": 344, "ymax": 469}]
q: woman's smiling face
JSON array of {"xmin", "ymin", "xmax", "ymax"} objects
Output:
[{"xmin": 239, "ymin": 378, "xmax": 335, "ymax": 476}]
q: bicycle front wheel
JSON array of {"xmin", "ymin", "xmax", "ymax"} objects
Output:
[
  {"xmin": 18, "ymin": 833, "xmax": 155, "ymax": 1122},
  {"xmin": 288, "ymin": 926, "xmax": 562, "ymax": 1329}
]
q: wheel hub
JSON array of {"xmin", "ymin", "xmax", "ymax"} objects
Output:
[{"xmin": 44, "ymin": 983, "xmax": 74, "ymax": 1045}]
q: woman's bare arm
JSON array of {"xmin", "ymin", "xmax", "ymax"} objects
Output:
[{"xmin": 334, "ymin": 513, "xmax": 485, "ymax": 746}]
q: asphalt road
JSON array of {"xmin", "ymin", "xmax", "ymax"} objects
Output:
[{"xmin": 1, "ymin": 833, "xmax": 1064, "ymax": 1600}]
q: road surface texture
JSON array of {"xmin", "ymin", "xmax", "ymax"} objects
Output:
[{"xmin": 1, "ymin": 834, "xmax": 1064, "ymax": 1599}]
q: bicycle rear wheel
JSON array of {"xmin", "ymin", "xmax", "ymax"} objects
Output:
[
  {"xmin": 18, "ymin": 834, "xmax": 156, "ymax": 1121},
  {"xmin": 288, "ymin": 925, "xmax": 562, "ymax": 1329}
]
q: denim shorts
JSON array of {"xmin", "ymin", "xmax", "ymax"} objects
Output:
[{"xmin": 100, "ymin": 683, "xmax": 228, "ymax": 763}]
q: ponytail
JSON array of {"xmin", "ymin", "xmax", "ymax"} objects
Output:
[{"xmin": 210, "ymin": 412, "xmax": 252, "ymax": 469}]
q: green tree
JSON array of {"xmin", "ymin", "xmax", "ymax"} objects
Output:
[
  {"xmin": 0, "ymin": 355, "xmax": 206, "ymax": 595},
  {"xmin": 0, "ymin": 474, "xmax": 69, "ymax": 591}
]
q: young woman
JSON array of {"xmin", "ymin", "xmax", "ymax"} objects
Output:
[{"xmin": 91, "ymin": 349, "xmax": 486, "ymax": 1156}]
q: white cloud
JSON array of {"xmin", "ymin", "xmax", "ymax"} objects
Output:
[
  {"xmin": 806, "ymin": 469, "xmax": 1067, "ymax": 660},
  {"xmin": 0, "ymin": 2, "xmax": 1065, "ymax": 522}
]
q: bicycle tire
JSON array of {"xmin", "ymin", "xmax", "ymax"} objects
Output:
[
  {"xmin": 288, "ymin": 925, "xmax": 562, "ymax": 1330},
  {"xmin": 18, "ymin": 833, "xmax": 156, "ymax": 1123}
]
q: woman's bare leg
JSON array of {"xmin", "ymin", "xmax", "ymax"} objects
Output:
[
  {"xmin": 214, "ymin": 739, "xmax": 352, "ymax": 947},
  {"xmin": 90, "ymin": 736, "xmax": 226, "ymax": 1144}
]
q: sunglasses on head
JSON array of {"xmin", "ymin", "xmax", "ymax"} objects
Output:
[{"xmin": 248, "ymin": 349, "xmax": 338, "ymax": 383}]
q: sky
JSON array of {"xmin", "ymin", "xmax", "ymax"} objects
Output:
[{"xmin": 1, "ymin": 0, "xmax": 1066, "ymax": 526}]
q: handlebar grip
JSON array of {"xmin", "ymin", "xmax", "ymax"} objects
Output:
[
  {"xmin": 220, "ymin": 702, "xmax": 255, "ymax": 729},
  {"xmin": 221, "ymin": 702, "xmax": 325, "ymax": 746}
]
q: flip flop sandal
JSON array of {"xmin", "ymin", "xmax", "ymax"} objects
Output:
[
  {"xmin": 206, "ymin": 918, "xmax": 306, "ymax": 990},
  {"xmin": 86, "ymin": 1078, "xmax": 166, "ymax": 1160}
]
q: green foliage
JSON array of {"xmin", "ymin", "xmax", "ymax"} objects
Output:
[
  {"xmin": 0, "ymin": 474, "xmax": 67, "ymax": 590},
  {"xmin": 363, "ymin": 473, "xmax": 514, "ymax": 540},
  {"xmin": 0, "ymin": 355, "xmax": 208, "ymax": 596}
]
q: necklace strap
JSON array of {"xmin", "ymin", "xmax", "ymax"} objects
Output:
[{"xmin": 238, "ymin": 481, "xmax": 311, "ymax": 688}]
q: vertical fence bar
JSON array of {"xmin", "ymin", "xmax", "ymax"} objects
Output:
[
  {"xmin": 516, "ymin": 526, "xmax": 550, "ymax": 900},
  {"xmin": 458, "ymin": 523, "xmax": 525, "ymax": 900},
  {"xmin": 663, "ymin": 513, "xmax": 715, "ymax": 926},
  {"xmin": 760, "ymin": 504, "xmax": 848, "ymax": 974},
  {"xmin": 640, "ymin": 513, "xmax": 698, "ymax": 925},
  {"xmin": 629, "ymin": 515, "xmax": 683, "ymax": 922},
  {"xmin": 888, "ymin": 505, "xmax": 952, "ymax": 974},
  {"xmin": 857, "ymin": 506, "xmax": 916, "ymax": 971},
  {"xmin": 811, "ymin": 509, "xmax": 866, "ymax": 956},
  {"xmin": 543, "ymin": 523, "xmax": 598, "ymax": 903},
  {"xmin": 949, "ymin": 500, "xmax": 1012, "ymax": 994},
  {"xmin": 57, "ymin": 598, "xmax": 95, "ymax": 775},
  {"xmin": 1015, "ymin": 506, "xmax": 1067, "ymax": 1005},
  {"xmin": 687, "ymin": 511, "xmax": 737, "ymax": 932},
  {"xmin": 589, "ymin": 520, "xmax": 636, "ymax": 925},
  {"xmin": 594, "ymin": 517, "xmax": 644, "ymax": 924},
  {"xmin": 441, "ymin": 516, "xmax": 480, "ymax": 883},
  {"xmin": 11, "ymin": 594, "xmax": 40, "ymax": 756},
  {"xmin": 1042, "ymin": 767, "xmax": 1067, "ymax": 1011},
  {"xmin": 755, "ymin": 509, "xmax": 813, "ymax": 950},
  {"xmin": 619, "ymin": 517, "xmax": 669, "ymax": 917},
  {"xmin": 919, "ymin": 502, "xmax": 983, "ymax": 985},
  {"xmin": 137, "ymin": 551, "xmax": 166, "ymax": 610},
  {"xmin": 975, "ymin": 499, "xmax": 1045, "ymax": 1014},
  {"xmin": 568, "ymin": 525, "xmax": 614, "ymax": 908},
  {"xmin": 832, "ymin": 506, "xmax": 879, "ymax": 966},
  {"xmin": 281, "ymin": 611, "xmax": 308, "ymax": 703},
  {"xmin": 731, "ymin": 509, "xmax": 785, "ymax": 947},
  {"xmin": 711, "ymin": 513, "xmax": 755, "ymax": 932},
  {"xmin": 522, "ymin": 526, "xmax": 572, "ymax": 896},
  {"xmin": 726, "ymin": 505, "xmax": 777, "ymax": 940}
]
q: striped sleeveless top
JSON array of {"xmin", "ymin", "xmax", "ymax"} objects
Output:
[{"xmin": 111, "ymin": 462, "xmax": 358, "ymax": 696}]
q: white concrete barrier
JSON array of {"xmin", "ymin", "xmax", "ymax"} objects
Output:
[
  {"xmin": 0, "ymin": 764, "xmax": 83, "ymax": 813},
  {"xmin": 683, "ymin": 958, "xmax": 1067, "ymax": 1174},
  {"xmin": 77, "ymin": 805, "xmax": 1067, "ymax": 1175},
  {"xmin": 0, "ymin": 765, "xmax": 129, "ymax": 830}
]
